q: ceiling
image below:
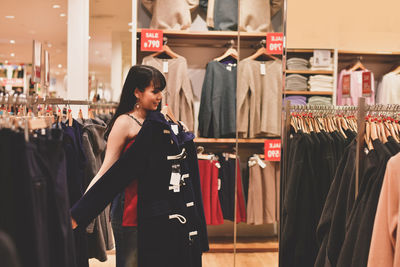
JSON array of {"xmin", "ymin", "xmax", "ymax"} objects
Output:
[{"xmin": 0, "ymin": 0, "xmax": 132, "ymax": 87}]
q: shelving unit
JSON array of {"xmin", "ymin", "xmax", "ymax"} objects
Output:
[{"xmin": 284, "ymin": 48, "xmax": 338, "ymax": 105}]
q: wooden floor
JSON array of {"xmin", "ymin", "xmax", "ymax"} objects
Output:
[{"xmin": 89, "ymin": 252, "xmax": 278, "ymax": 267}]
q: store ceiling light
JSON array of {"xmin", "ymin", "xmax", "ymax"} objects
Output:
[
  {"xmin": 10, "ymin": 40, "xmax": 15, "ymax": 44},
  {"xmin": 10, "ymin": 53, "xmax": 15, "ymax": 57},
  {"xmin": 88, "ymin": 36, "xmax": 91, "ymax": 40},
  {"xmin": 5, "ymin": 15, "xmax": 15, "ymax": 19},
  {"xmin": 52, "ymin": 4, "xmax": 61, "ymax": 8},
  {"xmin": 128, "ymin": 22, "xmax": 133, "ymax": 26},
  {"xmin": 5, "ymin": 60, "xmax": 8, "ymax": 64},
  {"xmin": 58, "ymin": 64, "xmax": 62, "ymax": 68},
  {"xmin": 60, "ymin": 13, "xmax": 66, "ymax": 17},
  {"xmin": 47, "ymin": 43, "xmax": 52, "ymax": 48}
]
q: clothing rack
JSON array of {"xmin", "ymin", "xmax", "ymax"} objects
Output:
[{"xmin": 0, "ymin": 94, "xmax": 117, "ymax": 110}]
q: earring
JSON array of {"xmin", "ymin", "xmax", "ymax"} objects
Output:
[{"xmin": 135, "ymin": 100, "xmax": 140, "ymax": 109}]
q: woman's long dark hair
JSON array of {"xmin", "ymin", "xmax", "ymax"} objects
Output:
[{"xmin": 104, "ymin": 65, "xmax": 166, "ymax": 140}]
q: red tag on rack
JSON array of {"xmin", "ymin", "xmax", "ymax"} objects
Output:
[
  {"xmin": 266, "ymin": 33, "xmax": 283, "ymax": 55},
  {"xmin": 342, "ymin": 74, "xmax": 351, "ymax": 97},
  {"xmin": 264, "ymin": 139, "xmax": 281, "ymax": 161},
  {"xmin": 141, "ymin": 29, "xmax": 163, "ymax": 52},
  {"xmin": 362, "ymin": 71, "xmax": 372, "ymax": 96}
]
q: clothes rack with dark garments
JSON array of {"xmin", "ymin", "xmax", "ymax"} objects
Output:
[
  {"xmin": 0, "ymin": 96, "xmax": 117, "ymax": 267},
  {"xmin": 280, "ymin": 105, "xmax": 358, "ymax": 267},
  {"xmin": 0, "ymin": 128, "xmax": 77, "ymax": 267},
  {"xmin": 280, "ymin": 103, "xmax": 400, "ymax": 267}
]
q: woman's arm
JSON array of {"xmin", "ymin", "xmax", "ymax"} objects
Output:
[{"xmin": 85, "ymin": 115, "xmax": 138, "ymax": 193}]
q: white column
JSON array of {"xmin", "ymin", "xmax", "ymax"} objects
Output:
[
  {"xmin": 132, "ymin": 0, "xmax": 138, "ymax": 66},
  {"xmin": 67, "ymin": 0, "xmax": 89, "ymax": 117},
  {"xmin": 111, "ymin": 32, "xmax": 123, "ymax": 102}
]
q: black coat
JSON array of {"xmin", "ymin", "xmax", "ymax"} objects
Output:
[{"xmin": 71, "ymin": 111, "xmax": 209, "ymax": 267}]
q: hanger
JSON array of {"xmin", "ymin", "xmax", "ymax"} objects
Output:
[
  {"xmin": 349, "ymin": 57, "xmax": 366, "ymax": 71},
  {"xmin": 245, "ymin": 39, "xmax": 278, "ymax": 61},
  {"xmin": 150, "ymin": 38, "xmax": 179, "ymax": 59},
  {"xmin": 390, "ymin": 65, "xmax": 400, "ymax": 75},
  {"xmin": 161, "ymin": 104, "xmax": 178, "ymax": 124},
  {"xmin": 213, "ymin": 40, "xmax": 238, "ymax": 62},
  {"xmin": 197, "ymin": 146, "xmax": 216, "ymax": 160}
]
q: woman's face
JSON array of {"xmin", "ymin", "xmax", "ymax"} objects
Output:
[{"xmin": 135, "ymin": 81, "xmax": 163, "ymax": 111}]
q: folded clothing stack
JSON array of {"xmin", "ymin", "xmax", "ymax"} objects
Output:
[
  {"xmin": 285, "ymin": 74, "xmax": 308, "ymax": 91},
  {"xmin": 308, "ymin": 75, "xmax": 334, "ymax": 92},
  {"xmin": 287, "ymin": 58, "xmax": 309, "ymax": 70},
  {"xmin": 309, "ymin": 57, "xmax": 334, "ymax": 71},
  {"xmin": 307, "ymin": 96, "xmax": 332, "ymax": 105},
  {"xmin": 282, "ymin": 95, "xmax": 307, "ymax": 106}
]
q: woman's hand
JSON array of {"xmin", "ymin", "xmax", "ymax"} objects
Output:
[{"xmin": 71, "ymin": 217, "xmax": 78, "ymax": 229}]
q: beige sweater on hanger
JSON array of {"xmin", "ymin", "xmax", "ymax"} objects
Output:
[
  {"xmin": 141, "ymin": 0, "xmax": 199, "ymax": 30},
  {"xmin": 239, "ymin": 0, "xmax": 283, "ymax": 32},
  {"xmin": 368, "ymin": 152, "xmax": 400, "ymax": 267},
  {"xmin": 142, "ymin": 55, "xmax": 195, "ymax": 132},
  {"xmin": 237, "ymin": 58, "xmax": 282, "ymax": 138}
]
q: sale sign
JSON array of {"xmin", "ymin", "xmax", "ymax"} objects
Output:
[
  {"xmin": 266, "ymin": 33, "xmax": 283, "ymax": 55},
  {"xmin": 362, "ymin": 71, "xmax": 372, "ymax": 96},
  {"xmin": 264, "ymin": 139, "xmax": 281, "ymax": 161},
  {"xmin": 342, "ymin": 74, "xmax": 351, "ymax": 97},
  {"xmin": 141, "ymin": 29, "xmax": 163, "ymax": 52}
]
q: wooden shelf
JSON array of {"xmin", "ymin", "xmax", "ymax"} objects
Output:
[
  {"xmin": 137, "ymin": 28, "xmax": 266, "ymax": 40},
  {"xmin": 194, "ymin": 138, "xmax": 268, "ymax": 144},
  {"xmin": 287, "ymin": 48, "xmax": 334, "ymax": 53},
  {"xmin": 207, "ymin": 237, "xmax": 279, "ymax": 253},
  {"xmin": 283, "ymin": 91, "xmax": 333, "ymax": 96},
  {"xmin": 286, "ymin": 70, "xmax": 334, "ymax": 75},
  {"xmin": 338, "ymin": 50, "xmax": 400, "ymax": 55}
]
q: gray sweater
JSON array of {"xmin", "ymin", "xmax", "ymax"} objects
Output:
[
  {"xmin": 237, "ymin": 58, "xmax": 282, "ymax": 138},
  {"xmin": 198, "ymin": 60, "xmax": 236, "ymax": 138}
]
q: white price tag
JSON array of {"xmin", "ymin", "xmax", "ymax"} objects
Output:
[
  {"xmin": 260, "ymin": 63, "xmax": 266, "ymax": 75},
  {"xmin": 218, "ymin": 179, "xmax": 221, "ymax": 190},
  {"xmin": 171, "ymin": 124, "xmax": 179, "ymax": 135},
  {"xmin": 257, "ymin": 157, "xmax": 267, "ymax": 169},
  {"xmin": 170, "ymin": 172, "xmax": 181, "ymax": 186},
  {"xmin": 163, "ymin": 61, "xmax": 169, "ymax": 73},
  {"xmin": 215, "ymin": 162, "xmax": 221, "ymax": 169},
  {"xmin": 226, "ymin": 65, "xmax": 232, "ymax": 71},
  {"xmin": 173, "ymin": 186, "xmax": 180, "ymax": 193}
]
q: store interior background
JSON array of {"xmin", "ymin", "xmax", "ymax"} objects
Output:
[{"xmin": 1, "ymin": 0, "xmax": 400, "ymax": 266}]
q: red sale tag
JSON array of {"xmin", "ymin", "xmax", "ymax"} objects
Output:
[
  {"xmin": 362, "ymin": 71, "xmax": 372, "ymax": 96},
  {"xmin": 141, "ymin": 29, "xmax": 163, "ymax": 52},
  {"xmin": 342, "ymin": 74, "xmax": 351, "ymax": 97},
  {"xmin": 266, "ymin": 33, "xmax": 283, "ymax": 55},
  {"xmin": 264, "ymin": 139, "xmax": 281, "ymax": 161}
]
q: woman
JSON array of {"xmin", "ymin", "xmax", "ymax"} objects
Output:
[{"xmin": 72, "ymin": 65, "xmax": 165, "ymax": 267}]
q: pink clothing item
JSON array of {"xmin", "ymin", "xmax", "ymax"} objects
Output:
[
  {"xmin": 337, "ymin": 69, "xmax": 375, "ymax": 106},
  {"xmin": 368, "ymin": 153, "xmax": 400, "ymax": 267}
]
